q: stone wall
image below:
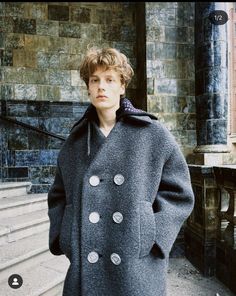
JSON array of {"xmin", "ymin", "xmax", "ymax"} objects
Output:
[
  {"xmin": 0, "ymin": 2, "xmax": 137, "ymax": 191},
  {"xmin": 0, "ymin": 2, "xmax": 198, "ymax": 190},
  {"xmin": 0, "ymin": 2, "xmax": 137, "ymax": 102},
  {"xmin": 146, "ymin": 2, "xmax": 196, "ymax": 157},
  {"xmin": 0, "ymin": 100, "xmax": 88, "ymax": 192}
]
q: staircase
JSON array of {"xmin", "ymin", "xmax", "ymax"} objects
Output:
[{"xmin": 0, "ymin": 182, "xmax": 69, "ymax": 296}]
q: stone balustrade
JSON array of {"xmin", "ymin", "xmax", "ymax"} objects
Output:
[
  {"xmin": 213, "ymin": 165, "xmax": 236, "ymax": 294},
  {"xmin": 185, "ymin": 164, "xmax": 236, "ymax": 294}
]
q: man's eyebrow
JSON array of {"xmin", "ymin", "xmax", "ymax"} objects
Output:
[{"xmin": 90, "ymin": 74, "xmax": 116, "ymax": 78}]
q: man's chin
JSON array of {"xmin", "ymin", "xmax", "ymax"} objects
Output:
[{"xmin": 93, "ymin": 100, "xmax": 110, "ymax": 108}]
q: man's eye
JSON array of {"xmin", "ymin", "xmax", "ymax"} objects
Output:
[{"xmin": 91, "ymin": 79, "xmax": 97, "ymax": 83}]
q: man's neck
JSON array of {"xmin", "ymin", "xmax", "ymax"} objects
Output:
[
  {"xmin": 96, "ymin": 107, "xmax": 119, "ymax": 131},
  {"xmin": 97, "ymin": 106, "xmax": 119, "ymax": 136}
]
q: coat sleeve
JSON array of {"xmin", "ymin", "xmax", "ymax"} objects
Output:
[
  {"xmin": 153, "ymin": 142, "xmax": 194, "ymax": 259},
  {"xmin": 47, "ymin": 162, "xmax": 66, "ymax": 256}
]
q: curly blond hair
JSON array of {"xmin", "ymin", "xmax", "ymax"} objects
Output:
[{"xmin": 80, "ymin": 47, "xmax": 134, "ymax": 88}]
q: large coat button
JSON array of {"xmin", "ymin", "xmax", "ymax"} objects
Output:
[
  {"xmin": 88, "ymin": 251, "xmax": 99, "ymax": 263},
  {"xmin": 110, "ymin": 253, "xmax": 121, "ymax": 265},
  {"xmin": 89, "ymin": 212, "xmax": 100, "ymax": 223},
  {"xmin": 112, "ymin": 212, "xmax": 123, "ymax": 224},
  {"xmin": 89, "ymin": 175, "xmax": 100, "ymax": 186},
  {"xmin": 113, "ymin": 174, "xmax": 124, "ymax": 185}
]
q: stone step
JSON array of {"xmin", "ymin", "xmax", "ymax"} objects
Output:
[
  {"xmin": 0, "ymin": 231, "xmax": 51, "ymax": 280},
  {"xmin": 0, "ymin": 182, "xmax": 32, "ymax": 199},
  {"xmin": 0, "ymin": 193, "xmax": 48, "ymax": 219},
  {"xmin": 0, "ymin": 252, "xmax": 69, "ymax": 296},
  {"xmin": 0, "ymin": 208, "xmax": 49, "ymax": 246}
]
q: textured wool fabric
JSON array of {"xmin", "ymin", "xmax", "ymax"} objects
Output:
[{"xmin": 47, "ymin": 99, "xmax": 194, "ymax": 296}]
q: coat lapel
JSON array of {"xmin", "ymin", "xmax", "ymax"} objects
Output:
[{"xmin": 82, "ymin": 116, "xmax": 152, "ymax": 177}]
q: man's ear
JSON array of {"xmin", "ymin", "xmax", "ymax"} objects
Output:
[{"xmin": 120, "ymin": 84, "xmax": 125, "ymax": 95}]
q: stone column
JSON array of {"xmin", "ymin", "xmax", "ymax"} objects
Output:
[{"xmin": 194, "ymin": 2, "xmax": 229, "ymax": 164}]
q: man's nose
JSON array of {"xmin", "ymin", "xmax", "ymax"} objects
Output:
[{"xmin": 98, "ymin": 80, "xmax": 106, "ymax": 89}]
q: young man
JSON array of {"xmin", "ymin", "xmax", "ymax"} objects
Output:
[{"xmin": 47, "ymin": 48, "xmax": 194, "ymax": 296}]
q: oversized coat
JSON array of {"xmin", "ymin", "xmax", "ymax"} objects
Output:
[{"xmin": 47, "ymin": 102, "xmax": 194, "ymax": 296}]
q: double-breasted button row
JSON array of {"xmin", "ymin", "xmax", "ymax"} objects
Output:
[
  {"xmin": 88, "ymin": 211, "xmax": 123, "ymax": 224},
  {"xmin": 89, "ymin": 174, "xmax": 125, "ymax": 186},
  {"xmin": 87, "ymin": 251, "xmax": 121, "ymax": 265}
]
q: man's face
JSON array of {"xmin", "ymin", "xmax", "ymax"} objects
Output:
[{"xmin": 88, "ymin": 67, "xmax": 125, "ymax": 112}]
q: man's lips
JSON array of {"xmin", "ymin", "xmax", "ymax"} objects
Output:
[{"xmin": 96, "ymin": 95, "xmax": 107, "ymax": 98}]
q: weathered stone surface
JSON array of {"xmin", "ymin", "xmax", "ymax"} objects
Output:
[
  {"xmin": 0, "ymin": 50, "xmax": 13, "ymax": 66},
  {"xmin": 71, "ymin": 70, "xmax": 84, "ymax": 87},
  {"xmin": 0, "ymin": 17, "xmax": 13, "ymax": 33},
  {"xmin": 59, "ymin": 22, "xmax": 81, "ymax": 38},
  {"xmin": 5, "ymin": 33, "xmax": 25, "ymax": 49},
  {"xmin": 8, "ymin": 131, "xmax": 28, "ymax": 149},
  {"xmin": 146, "ymin": 2, "xmax": 195, "ymax": 153},
  {"xmin": 0, "ymin": 84, "xmax": 14, "ymax": 100},
  {"xmin": 70, "ymin": 7, "xmax": 91, "ymax": 23},
  {"xmin": 0, "ymin": 3, "xmax": 5, "ymax": 17},
  {"xmin": 156, "ymin": 43, "xmax": 177, "ymax": 60},
  {"xmin": 13, "ymin": 18, "xmax": 36, "ymax": 35},
  {"xmin": 165, "ymin": 27, "xmax": 189, "ymax": 43},
  {"xmin": 24, "ymin": 35, "xmax": 48, "ymax": 51},
  {"xmin": 59, "ymin": 85, "xmax": 81, "ymax": 101},
  {"xmin": 103, "ymin": 25, "xmax": 121, "ymax": 41},
  {"xmin": 146, "ymin": 7, "xmax": 175, "ymax": 26},
  {"xmin": 48, "ymin": 5, "xmax": 69, "ymax": 21},
  {"xmin": 37, "ymin": 85, "xmax": 60, "ymax": 101},
  {"xmin": 177, "ymin": 44, "xmax": 194, "ymax": 59},
  {"xmin": 48, "ymin": 69, "xmax": 71, "ymax": 86},
  {"xmin": 37, "ymin": 52, "xmax": 60, "ymax": 69},
  {"xmin": 36, "ymin": 20, "xmax": 59, "ymax": 36},
  {"xmin": 8, "ymin": 167, "xmax": 28, "ymax": 178},
  {"xmin": 147, "ymin": 78, "xmax": 154, "ymax": 95},
  {"xmin": 176, "ymin": 2, "xmax": 195, "ymax": 27},
  {"xmin": 80, "ymin": 24, "xmax": 101, "ymax": 40},
  {"xmin": 4, "ymin": 67, "xmax": 25, "ymax": 83},
  {"xmin": 24, "ymin": 2, "xmax": 47, "ymax": 20},
  {"xmin": 195, "ymin": 2, "xmax": 228, "ymax": 145},
  {"xmin": 14, "ymin": 84, "xmax": 37, "ymax": 100},
  {"xmin": 120, "ymin": 26, "xmax": 135, "ymax": 42},
  {"xmin": 146, "ymin": 25, "xmax": 165, "ymax": 42},
  {"xmin": 5, "ymin": 3, "xmax": 25, "ymax": 18},
  {"xmin": 13, "ymin": 49, "xmax": 36, "ymax": 68},
  {"xmin": 22, "ymin": 69, "xmax": 48, "ymax": 84}
]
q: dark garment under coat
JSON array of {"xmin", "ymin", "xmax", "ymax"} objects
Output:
[{"xmin": 47, "ymin": 99, "xmax": 195, "ymax": 296}]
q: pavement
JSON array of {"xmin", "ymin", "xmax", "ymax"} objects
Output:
[{"xmin": 167, "ymin": 257, "xmax": 235, "ymax": 296}]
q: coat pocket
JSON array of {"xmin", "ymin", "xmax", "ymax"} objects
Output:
[
  {"xmin": 59, "ymin": 204, "xmax": 73, "ymax": 259},
  {"xmin": 139, "ymin": 201, "xmax": 156, "ymax": 258}
]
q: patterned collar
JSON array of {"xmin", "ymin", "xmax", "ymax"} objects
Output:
[
  {"xmin": 84, "ymin": 97, "xmax": 157, "ymax": 122},
  {"xmin": 116, "ymin": 98, "xmax": 157, "ymax": 120},
  {"xmin": 71, "ymin": 97, "xmax": 157, "ymax": 132}
]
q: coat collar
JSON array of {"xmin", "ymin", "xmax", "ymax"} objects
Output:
[
  {"xmin": 70, "ymin": 98, "xmax": 158, "ymax": 157},
  {"xmin": 71, "ymin": 98, "xmax": 157, "ymax": 133}
]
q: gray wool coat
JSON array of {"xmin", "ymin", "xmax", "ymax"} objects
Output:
[{"xmin": 47, "ymin": 105, "xmax": 194, "ymax": 296}]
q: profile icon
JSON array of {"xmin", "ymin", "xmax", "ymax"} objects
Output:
[
  {"xmin": 8, "ymin": 274, "xmax": 23, "ymax": 289},
  {"xmin": 12, "ymin": 278, "xmax": 19, "ymax": 285}
]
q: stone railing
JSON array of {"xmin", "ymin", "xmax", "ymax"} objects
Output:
[
  {"xmin": 185, "ymin": 165, "xmax": 236, "ymax": 294},
  {"xmin": 213, "ymin": 165, "xmax": 236, "ymax": 293}
]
